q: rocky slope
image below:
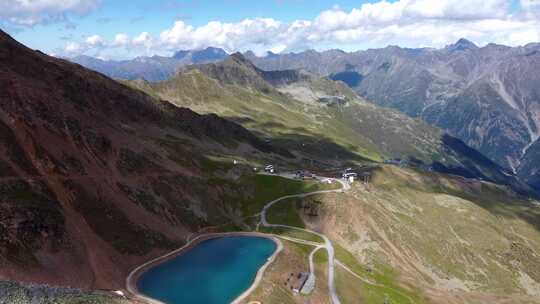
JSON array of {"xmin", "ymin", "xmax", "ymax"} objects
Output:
[
  {"xmin": 0, "ymin": 30, "xmax": 281, "ymax": 289},
  {"xmin": 69, "ymin": 47, "xmax": 228, "ymax": 81},
  {"xmin": 245, "ymin": 40, "xmax": 540, "ymax": 191},
  {"xmin": 128, "ymin": 53, "xmax": 535, "ymax": 197},
  {"xmin": 0, "ymin": 281, "xmax": 129, "ymax": 304}
]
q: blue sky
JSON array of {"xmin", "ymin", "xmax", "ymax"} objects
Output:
[{"xmin": 1, "ymin": 0, "xmax": 538, "ymax": 59}]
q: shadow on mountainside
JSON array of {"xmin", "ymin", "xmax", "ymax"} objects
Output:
[
  {"xmin": 437, "ymin": 135, "xmax": 539, "ymax": 199},
  {"xmin": 447, "ymin": 179, "xmax": 540, "ymax": 233},
  {"xmin": 225, "ymin": 116, "xmax": 540, "ymax": 200},
  {"xmin": 225, "ymin": 116, "xmax": 375, "ymax": 166}
]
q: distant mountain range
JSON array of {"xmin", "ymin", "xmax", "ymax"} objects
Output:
[
  {"xmin": 70, "ymin": 47, "xmax": 228, "ymax": 81},
  {"xmin": 244, "ymin": 39, "xmax": 540, "ymax": 191},
  {"xmin": 67, "ymin": 40, "xmax": 540, "ymax": 192},
  {"xmin": 127, "ymin": 52, "xmax": 534, "ymax": 196}
]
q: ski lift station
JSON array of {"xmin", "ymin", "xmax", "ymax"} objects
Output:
[{"xmin": 264, "ymin": 164, "xmax": 275, "ymax": 173}]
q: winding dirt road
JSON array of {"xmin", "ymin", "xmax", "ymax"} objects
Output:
[{"xmin": 259, "ymin": 173, "xmax": 349, "ymax": 304}]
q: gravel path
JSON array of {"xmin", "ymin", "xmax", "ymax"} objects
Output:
[{"xmin": 260, "ymin": 173, "xmax": 349, "ymax": 304}]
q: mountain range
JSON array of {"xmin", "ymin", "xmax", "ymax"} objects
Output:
[
  {"xmin": 3, "ymin": 29, "xmax": 540, "ymax": 304},
  {"xmin": 67, "ymin": 39, "xmax": 540, "ymax": 193},
  {"xmin": 126, "ymin": 52, "xmax": 534, "ymax": 195},
  {"xmin": 70, "ymin": 47, "xmax": 228, "ymax": 81},
  {"xmin": 244, "ymin": 39, "xmax": 540, "ymax": 191}
]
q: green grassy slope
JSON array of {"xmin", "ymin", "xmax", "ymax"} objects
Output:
[
  {"xmin": 124, "ymin": 57, "xmax": 447, "ymax": 166},
  {"xmin": 124, "ymin": 55, "xmax": 535, "ymax": 197},
  {"xmin": 125, "ymin": 69, "xmax": 378, "ymax": 166},
  {"xmin": 314, "ymin": 165, "xmax": 540, "ymax": 303}
]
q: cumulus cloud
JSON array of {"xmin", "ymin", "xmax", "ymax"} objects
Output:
[
  {"xmin": 64, "ymin": 41, "xmax": 83, "ymax": 54},
  {"xmin": 62, "ymin": 0, "xmax": 540, "ymax": 57},
  {"xmin": 520, "ymin": 0, "xmax": 540, "ymax": 17},
  {"xmin": 85, "ymin": 34, "xmax": 104, "ymax": 47},
  {"xmin": 159, "ymin": 18, "xmax": 283, "ymax": 51},
  {"xmin": 110, "ymin": 33, "xmax": 128, "ymax": 46},
  {"xmin": 404, "ymin": 0, "xmax": 508, "ymax": 20},
  {"xmin": 132, "ymin": 32, "xmax": 154, "ymax": 49},
  {"xmin": 0, "ymin": 0, "xmax": 101, "ymax": 27},
  {"xmin": 65, "ymin": 32, "xmax": 156, "ymax": 56},
  {"xmin": 521, "ymin": 0, "xmax": 540, "ymax": 8}
]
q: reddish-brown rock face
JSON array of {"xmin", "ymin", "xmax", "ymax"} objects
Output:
[{"xmin": 0, "ymin": 29, "xmax": 279, "ymax": 289}]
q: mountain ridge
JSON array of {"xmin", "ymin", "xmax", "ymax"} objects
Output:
[
  {"xmin": 128, "ymin": 52, "xmax": 536, "ymax": 197},
  {"xmin": 243, "ymin": 39, "xmax": 540, "ymax": 192},
  {"xmin": 66, "ymin": 39, "xmax": 540, "ymax": 191},
  {"xmin": 69, "ymin": 46, "xmax": 229, "ymax": 81},
  {"xmin": 0, "ymin": 29, "xmax": 285, "ymax": 289}
]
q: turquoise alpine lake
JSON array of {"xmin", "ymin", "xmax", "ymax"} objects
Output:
[{"xmin": 137, "ymin": 236, "xmax": 277, "ymax": 304}]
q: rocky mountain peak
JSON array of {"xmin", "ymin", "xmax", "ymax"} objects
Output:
[
  {"xmin": 243, "ymin": 50, "xmax": 257, "ymax": 58},
  {"xmin": 173, "ymin": 47, "xmax": 228, "ymax": 63},
  {"xmin": 228, "ymin": 52, "xmax": 250, "ymax": 63},
  {"xmin": 192, "ymin": 47, "xmax": 228, "ymax": 62},
  {"xmin": 447, "ymin": 38, "xmax": 478, "ymax": 52},
  {"xmin": 204, "ymin": 46, "xmax": 227, "ymax": 54},
  {"xmin": 226, "ymin": 52, "xmax": 260, "ymax": 71}
]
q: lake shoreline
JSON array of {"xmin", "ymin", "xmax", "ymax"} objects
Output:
[{"xmin": 125, "ymin": 232, "xmax": 282, "ymax": 304}]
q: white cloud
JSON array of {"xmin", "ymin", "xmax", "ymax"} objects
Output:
[
  {"xmin": 159, "ymin": 18, "xmax": 283, "ymax": 52},
  {"xmin": 0, "ymin": 0, "xmax": 101, "ymax": 27},
  {"xmin": 520, "ymin": 0, "xmax": 540, "ymax": 17},
  {"xmin": 112, "ymin": 33, "xmax": 130, "ymax": 47},
  {"xmin": 404, "ymin": 0, "xmax": 508, "ymax": 20},
  {"xmin": 132, "ymin": 32, "xmax": 154, "ymax": 49},
  {"xmin": 86, "ymin": 34, "xmax": 104, "ymax": 47},
  {"xmin": 506, "ymin": 28, "xmax": 540, "ymax": 46},
  {"xmin": 61, "ymin": 0, "xmax": 540, "ymax": 57},
  {"xmin": 159, "ymin": 21, "xmax": 193, "ymax": 46},
  {"xmin": 64, "ymin": 41, "xmax": 83, "ymax": 54},
  {"xmin": 521, "ymin": 0, "xmax": 540, "ymax": 8}
]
